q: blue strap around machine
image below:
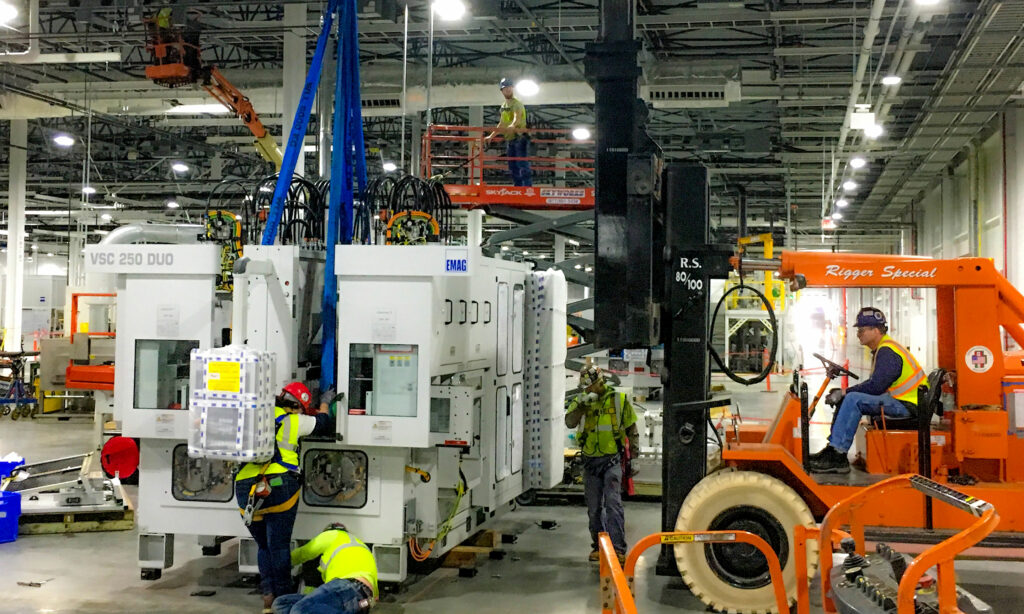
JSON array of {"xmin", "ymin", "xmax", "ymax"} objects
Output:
[
  {"xmin": 260, "ymin": 0, "xmax": 341, "ymax": 246},
  {"xmin": 321, "ymin": 0, "xmax": 367, "ymax": 393}
]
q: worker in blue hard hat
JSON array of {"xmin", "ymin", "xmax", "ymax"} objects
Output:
[
  {"xmin": 565, "ymin": 364, "xmax": 640, "ymax": 564},
  {"xmin": 809, "ymin": 307, "xmax": 925, "ymax": 474},
  {"xmin": 485, "ymin": 78, "xmax": 532, "ymax": 186},
  {"xmin": 272, "ymin": 522, "xmax": 378, "ymax": 614}
]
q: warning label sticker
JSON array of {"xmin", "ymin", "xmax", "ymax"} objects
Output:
[{"xmin": 207, "ymin": 361, "xmax": 242, "ymax": 393}]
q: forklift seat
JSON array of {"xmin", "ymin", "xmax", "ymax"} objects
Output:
[{"xmin": 869, "ymin": 368, "xmax": 947, "ymax": 430}]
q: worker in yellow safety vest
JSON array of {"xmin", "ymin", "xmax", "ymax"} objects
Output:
[
  {"xmin": 271, "ymin": 522, "xmax": 378, "ymax": 614},
  {"xmin": 809, "ymin": 307, "xmax": 926, "ymax": 474},
  {"xmin": 565, "ymin": 365, "xmax": 640, "ymax": 564},
  {"xmin": 235, "ymin": 382, "xmax": 335, "ymax": 614}
]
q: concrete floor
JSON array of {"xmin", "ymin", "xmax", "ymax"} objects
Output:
[{"xmin": 2, "ymin": 381, "xmax": 1023, "ymax": 613}]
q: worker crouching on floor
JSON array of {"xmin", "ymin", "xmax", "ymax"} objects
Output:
[
  {"xmin": 273, "ymin": 522, "xmax": 378, "ymax": 614},
  {"xmin": 236, "ymin": 382, "xmax": 336, "ymax": 613},
  {"xmin": 809, "ymin": 307, "xmax": 926, "ymax": 474},
  {"xmin": 565, "ymin": 365, "xmax": 640, "ymax": 564}
]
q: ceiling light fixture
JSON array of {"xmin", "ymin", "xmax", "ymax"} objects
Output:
[
  {"xmin": 432, "ymin": 0, "xmax": 466, "ymax": 21},
  {"xmin": 572, "ymin": 127, "xmax": 591, "ymax": 140},
  {"xmin": 171, "ymin": 162, "xmax": 189, "ymax": 173},
  {"xmin": 100, "ymin": 213, "xmax": 113, "ymax": 222},
  {"xmin": 836, "ymin": 199, "xmax": 849, "ymax": 208},
  {"xmin": 864, "ymin": 124, "xmax": 884, "ymax": 139},
  {"xmin": 850, "ymin": 157, "xmax": 867, "ymax": 169},
  {"xmin": 515, "ymin": 79, "xmax": 540, "ymax": 97},
  {"xmin": 166, "ymin": 103, "xmax": 231, "ymax": 114},
  {"xmin": 46, "ymin": 252, "xmax": 54, "ymax": 257},
  {"xmin": 842, "ymin": 180, "xmax": 858, "ymax": 191},
  {"xmin": 31, "ymin": 243, "xmax": 38, "ymax": 250},
  {"xmin": 882, "ymin": 75, "xmax": 903, "ymax": 86},
  {"xmin": 81, "ymin": 186, "xmax": 97, "ymax": 195},
  {"xmin": 0, "ymin": 1, "xmax": 17, "ymax": 25},
  {"xmin": 53, "ymin": 134, "xmax": 75, "ymax": 147},
  {"xmin": 914, "ymin": 0, "xmax": 941, "ymax": 5},
  {"xmin": 832, "ymin": 212, "xmax": 843, "ymax": 220},
  {"xmin": 382, "ymin": 161, "xmax": 397, "ymax": 172},
  {"xmin": 166, "ymin": 200, "xmax": 180, "ymax": 209}
]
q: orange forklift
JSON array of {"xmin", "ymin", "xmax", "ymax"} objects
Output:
[
  {"xmin": 143, "ymin": 13, "xmax": 283, "ymax": 170},
  {"xmin": 674, "ymin": 249, "xmax": 1024, "ymax": 612}
]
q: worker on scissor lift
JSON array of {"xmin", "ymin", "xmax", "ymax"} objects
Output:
[
  {"xmin": 565, "ymin": 365, "xmax": 640, "ymax": 564},
  {"xmin": 809, "ymin": 307, "xmax": 926, "ymax": 474},
  {"xmin": 485, "ymin": 78, "xmax": 532, "ymax": 187},
  {"xmin": 235, "ymin": 382, "xmax": 336, "ymax": 614},
  {"xmin": 272, "ymin": 522, "xmax": 378, "ymax": 614}
]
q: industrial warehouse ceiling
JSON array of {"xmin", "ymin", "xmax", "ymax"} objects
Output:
[{"xmin": 0, "ymin": 0, "xmax": 1023, "ymax": 256}]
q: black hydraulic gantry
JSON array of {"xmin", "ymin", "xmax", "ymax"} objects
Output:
[{"xmin": 584, "ymin": 0, "xmax": 733, "ymax": 577}]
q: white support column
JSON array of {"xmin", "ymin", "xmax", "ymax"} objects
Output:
[
  {"xmin": 411, "ymin": 114, "xmax": 422, "ymax": 176},
  {"xmin": 554, "ymin": 235, "xmax": 566, "ymax": 263},
  {"xmin": 468, "ymin": 106, "xmax": 483, "ymax": 185},
  {"xmin": 4, "ymin": 119, "xmax": 27, "ymax": 352},
  {"xmin": 282, "ymin": 3, "xmax": 307, "ymax": 176},
  {"xmin": 467, "ymin": 210, "xmax": 483, "ymax": 247}
]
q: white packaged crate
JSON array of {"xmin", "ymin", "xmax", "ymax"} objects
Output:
[{"xmin": 188, "ymin": 345, "xmax": 277, "ymax": 462}]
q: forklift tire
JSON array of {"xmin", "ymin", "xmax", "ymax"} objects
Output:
[{"xmin": 674, "ymin": 469, "xmax": 816, "ymax": 614}]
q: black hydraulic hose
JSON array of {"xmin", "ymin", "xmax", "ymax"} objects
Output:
[{"xmin": 707, "ymin": 282, "xmax": 778, "ymax": 385}]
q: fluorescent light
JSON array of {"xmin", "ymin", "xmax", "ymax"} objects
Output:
[
  {"xmin": 171, "ymin": 162, "xmax": 189, "ymax": 173},
  {"xmin": 166, "ymin": 103, "xmax": 231, "ymax": 114},
  {"xmin": 567, "ymin": 238, "xmax": 580, "ymax": 246},
  {"xmin": 46, "ymin": 252, "xmax": 54, "ymax": 257},
  {"xmin": 31, "ymin": 243, "xmax": 38, "ymax": 250},
  {"xmin": 100, "ymin": 213, "xmax": 113, "ymax": 222},
  {"xmin": 522, "ymin": 251, "xmax": 529, "ymax": 255},
  {"xmin": 53, "ymin": 134, "xmax": 75, "ymax": 147},
  {"xmin": 836, "ymin": 199, "xmax": 849, "ymax": 208},
  {"xmin": 881, "ymin": 75, "xmax": 902, "ymax": 86},
  {"xmin": 832, "ymin": 212, "xmax": 843, "ymax": 220},
  {"xmin": 303, "ymin": 145, "xmax": 317, "ymax": 152},
  {"xmin": 850, "ymin": 157, "xmax": 867, "ymax": 169},
  {"xmin": 382, "ymin": 161, "xmax": 398, "ymax": 172},
  {"xmin": 572, "ymin": 127, "xmax": 591, "ymax": 140},
  {"xmin": 432, "ymin": 0, "xmax": 465, "ymax": 21},
  {"xmin": 166, "ymin": 200, "xmax": 180, "ymax": 209},
  {"xmin": 914, "ymin": 0, "xmax": 940, "ymax": 5},
  {"xmin": 500, "ymin": 246, "xmax": 509, "ymax": 251},
  {"xmin": 82, "ymin": 186, "xmax": 97, "ymax": 195},
  {"xmin": 0, "ymin": 1, "xmax": 17, "ymax": 25},
  {"xmin": 94, "ymin": 230, "xmax": 110, "ymax": 235},
  {"xmin": 842, "ymin": 181, "xmax": 857, "ymax": 191},
  {"xmin": 584, "ymin": 266, "xmax": 593, "ymax": 272},
  {"xmin": 515, "ymin": 79, "xmax": 540, "ymax": 97},
  {"xmin": 24, "ymin": 210, "xmax": 71, "ymax": 217},
  {"xmin": 864, "ymin": 124, "xmax": 884, "ymax": 139},
  {"xmin": 574, "ymin": 264, "xmax": 582, "ymax": 270}
]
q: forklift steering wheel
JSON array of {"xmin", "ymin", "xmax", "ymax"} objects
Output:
[{"xmin": 812, "ymin": 353, "xmax": 859, "ymax": 380}]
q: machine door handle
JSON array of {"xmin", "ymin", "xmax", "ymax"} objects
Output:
[
  {"xmin": 445, "ymin": 299, "xmax": 453, "ymax": 325},
  {"xmin": 459, "ymin": 300, "xmax": 468, "ymax": 324},
  {"xmin": 484, "ymin": 301, "xmax": 492, "ymax": 324},
  {"xmin": 471, "ymin": 301, "xmax": 479, "ymax": 324}
]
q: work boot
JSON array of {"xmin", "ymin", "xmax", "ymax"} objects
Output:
[
  {"xmin": 807, "ymin": 446, "xmax": 830, "ymax": 461},
  {"xmin": 808, "ymin": 445, "xmax": 850, "ymax": 474},
  {"xmin": 589, "ymin": 549, "xmax": 600, "ymax": 562}
]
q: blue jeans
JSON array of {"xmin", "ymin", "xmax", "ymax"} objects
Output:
[
  {"xmin": 236, "ymin": 472, "xmax": 301, "ymax": 598},
  {"xmin": 506, "ymin": 136, "xmax": 532, "ymax": 186},
  {"xmin": 583, "ymin": 453, "xmax": 626, "ymax": 554},
  {"xmin": 273, "ymin": 578, "xmax": 372, "ymax": 614},
  {"xmin": 829, "ymin": 391, "xmax": 911, "ymax": 453}
]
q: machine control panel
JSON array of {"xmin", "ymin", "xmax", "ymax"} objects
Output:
[{"xmin": 830, "ymin": 542, "xmax": 992, "ymax": 614}]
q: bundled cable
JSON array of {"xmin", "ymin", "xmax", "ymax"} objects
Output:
[
  {"xmin": 408, "ymin": 467, "xmax": 467, "ymax": 562},
  {"xmin": 707, "ymin": 282, "xmax": 779, "ymax": 385},
  {"xmin": 360, "ymin": 173, "xmax": 455, "ymax": 245}
]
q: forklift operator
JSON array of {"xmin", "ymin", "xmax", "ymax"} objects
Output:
[
  {"xmin": 809, "ymin": 307, "xmax": 925, "ymax": 474},
  {"xmin": 565, "ymin": 365, "xmax": 640, "ymax": 564}
]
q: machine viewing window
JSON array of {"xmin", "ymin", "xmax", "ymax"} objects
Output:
[
  {"xmin": 171, "ymin": 445, "xmax": 235, "ymax": 502},
  {"xmin": 302, "ymin": 449, "xmax": 369, "ymax": 509},
  {"xmin": 134, "ymin": 340, "xmax": 200, "ymax": 410},
  {"xmin": 348, "ymin": 344, "xmax": 419, "ymax": 417}
]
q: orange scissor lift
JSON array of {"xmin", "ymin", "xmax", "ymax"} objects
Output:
[{"xmin": 422, "ymin": 125, "xmax": 595, "ymax": 210}]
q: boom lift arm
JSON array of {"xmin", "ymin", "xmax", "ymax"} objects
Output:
[{"xmin": 202, "ymin": 67, "xmax": 284, "ymax": 171}]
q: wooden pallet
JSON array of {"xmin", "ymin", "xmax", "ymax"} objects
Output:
[
  {"xmin": 18, "ymin": 485, "xmax": 135, "ymax": 535},
  {"xmin": 441, "ymin": 529, "xmax": 505, "ymax": 570}
]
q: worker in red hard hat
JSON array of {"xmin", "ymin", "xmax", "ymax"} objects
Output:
[{"xmin": 235, "ymin": 382, "xmax": 335, "ymax": 614}]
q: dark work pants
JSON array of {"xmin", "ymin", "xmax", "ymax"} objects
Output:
[
  {"xmin": 273, "ymin": 578, "xmax": 373, "ymax": 614},
  {"xmin": 583, "ymin": 453, "xmax": 626, "ymax": 554},
  {"xmin": 505, "ymin": 136, "xmax": 532, "ymax": 186},
  {"xmin": 236, "ymin": 473, "xmax": 301, "ymax": 597}
]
